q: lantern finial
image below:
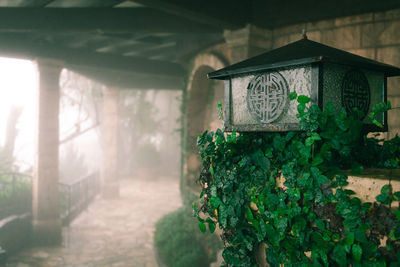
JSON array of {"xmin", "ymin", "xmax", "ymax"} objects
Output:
[{"xmin": 302, "ymin": 29, "xmax": 308, "ymax": 39}]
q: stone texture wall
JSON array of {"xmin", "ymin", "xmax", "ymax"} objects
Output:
[
  {"xmin": 184, "ymin": 7, "xmax": 400, "ymax": 193},
  {"xmin": 268, "ymin": 9, "xmax": 400, "ymax": 138},
  {"xmin": 201, "ymin": 8, "xmax": 400, "ymax": 138}
]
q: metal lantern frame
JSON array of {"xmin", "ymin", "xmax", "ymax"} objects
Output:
[{"xmin": 209, "ymin": 38, "xmax": 400, "ymax": 132}]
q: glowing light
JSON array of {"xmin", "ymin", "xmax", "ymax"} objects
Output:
[{"xmin": 0, "ymin": 57, "xmax": 37, "ymax": 171}]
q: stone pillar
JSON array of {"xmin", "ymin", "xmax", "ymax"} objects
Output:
[
  {"xmin": 224, "ymin": 24, "xmax": 272, "ymax": 63},
  {"xmin": 32, "ymin": 58, "xmax": 63, "ymax": 245},
  {"xmin": 102, "ymin": 86, "xmax": 120, "ymax": 198}
]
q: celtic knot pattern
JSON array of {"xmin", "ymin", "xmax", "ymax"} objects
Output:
[
  {"xmin": 341, "ymin": 69, "xmax": 370, "ymax": 117},
  {"xmin": 246, "ymin": 72, "xmax": 289, "ymax": 124}
]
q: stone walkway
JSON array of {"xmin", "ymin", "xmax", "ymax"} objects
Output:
[{"xmin": 6, "ymin": 176, "xmax": 182, "ymax": 267}]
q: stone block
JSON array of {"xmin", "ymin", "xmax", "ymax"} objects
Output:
[
  {"xmin": 272, "ymin": 35, "xmax": 290, "ymax": 49},
  {"xmin": 307, "ymin": 31, "xmax": 322, "ymax": 42},
  {"xmin": 272, "ymin": 34, "xmax": 301, "ymax": 49},
  {"xmin": 346, "ymin": 173, "xmax": 400, "ymax": 202},
  {"xmin": 388, "ymin": 126, "xmax": 400, "ymax": 139},
  {"xmin": 224, "ymin": 24, "xmax": 272, "ymax": 63},
  {"xmin": 102, "ymin": 183, "xmax": 120, "ymax": 199},
  {"xmin": 377, "ymin": 46, "xmax": 400, "ymax": 67},
  {"xmin": 378, "ymin": 21, "xmax": 400, "ymax": 46},
  {"xmin": 374, "ymin": 8, "xmax": 400, "ymax": 21},
  {"xmin": 273, "ymin": 23, "xmax": 305, "ymax": 36},
  {"xmin": 388, "ymin": 95, "xmax": 400, "ymax": 108},
  {"xmin": 335, "ymin": 13, "xmax": 374, "ymax": 27},
  {"xmin": 321, "ymin": 25, "xmax": 361, "ymax": 49},
  {"xmin": 306, "ymin": 19, "xmax": 335, "ymax": 31},
  {"xmin": 361, "ymin": 22, "xmax": 386, "ymax": 48},
  {"xmin": 347, "ymin": 48, "xmax": 376, "ymax": 59},
  {"xmin": 387, "ymin": 77, "xmax": 400, "ymax": 96},
  {"xmin": 388, "ymin": 108, "xmax": 400, "ymax": 129}
]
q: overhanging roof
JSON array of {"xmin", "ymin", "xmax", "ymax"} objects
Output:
[
  {"xmin": 0, "ymin": 0, "xmax": 399, "ymax": 89},
  {"xmin": 208, "ymin": 39, "xmax": 400, "ymax": 79}
]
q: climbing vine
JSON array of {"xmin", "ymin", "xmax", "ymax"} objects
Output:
[{"xmin": 194, "ymin": 94, "xmax": 400, "ymax": 266}]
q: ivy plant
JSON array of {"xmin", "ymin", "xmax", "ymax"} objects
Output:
[{"xmin": 194, "ymin": 94, "xmax": 400, "ymax": 266}]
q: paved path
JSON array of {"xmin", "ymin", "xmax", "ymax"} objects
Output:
[{"xmin": 7, "ymin": 176, "xmax": 182, "ymax": 267}]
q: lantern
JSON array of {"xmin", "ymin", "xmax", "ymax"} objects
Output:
[{"xmin": 208, "ymin": 37, "xmax": 400, "ymax": 132}]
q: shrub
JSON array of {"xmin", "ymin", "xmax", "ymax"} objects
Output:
[{"xmin": 154, "ymin": 206, "xmax": 222, "ymax": 267}]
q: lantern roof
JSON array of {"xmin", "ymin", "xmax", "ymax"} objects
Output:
[{"xmin": 208, "ymin": 38, "xmax": 400, "ymax": 79}]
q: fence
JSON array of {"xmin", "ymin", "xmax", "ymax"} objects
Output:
[
  {"xmin": 59, "ymin": 172, "xmax": 100, "ymax": 225},
  {"xmin": 0, "ymin": 172, "xmax": 101, "ymax": 224}
]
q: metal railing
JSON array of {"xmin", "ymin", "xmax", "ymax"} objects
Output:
[
  {"xmin": 0, "ymin": 171, "xmax": 100, "ymax": 224},
  {"xmin": 59, "ymin": 172, "xmax": 100, "ymax": 225}
]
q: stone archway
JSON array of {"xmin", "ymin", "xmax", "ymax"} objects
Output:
[{"xmin": 183, "ymin": 53, "xmax": 227, "ymax": 192}]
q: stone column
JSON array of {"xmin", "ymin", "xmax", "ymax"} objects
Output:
[
  {"xmin": 224, "ymin": 24, "xmax": 272, "ymax": 63},
  {"xmin": 102, "ymin": 86, "xmax": 120, "ymax": 198},
  {"xmin": 32, "ymin": 58, "xmax": 63, "ymax": 245}
]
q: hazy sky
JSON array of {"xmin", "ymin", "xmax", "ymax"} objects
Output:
[
  {"xmin": 0, "ymin": 57, "xmax": 37, "ymax": 171},
  {"xmin": 0, "ymin": 57, "xmax": 101, "ymax": 174}
]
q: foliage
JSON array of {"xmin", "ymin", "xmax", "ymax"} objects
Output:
[
  {"xmin": 0, "ymin": 173, "xmax": 31, "ymax": 220},
  {"xmin": 195, "ymin": 94, "xmax": 400, "ymax": 266},
  {"xmin": 154, "ymin": 206, "xmax": 222, "ymax": 267}
]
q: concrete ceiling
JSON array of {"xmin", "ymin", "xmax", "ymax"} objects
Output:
[{"xmin": 0, "ymin": 0, "xmax": 399, "ymax": 89}]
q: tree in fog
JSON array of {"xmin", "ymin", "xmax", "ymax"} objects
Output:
[
  {"xmin": 118, "ymin": 89, "xmax": 181, "ymax": 177},
  {"xmin": 59, "ymin": 70, "xmax": 102, "ymax": 182}
]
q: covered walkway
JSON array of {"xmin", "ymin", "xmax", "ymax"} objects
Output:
[{"xmin": 6, "ymin": 176, "xmax": 182, "ymax": 267}]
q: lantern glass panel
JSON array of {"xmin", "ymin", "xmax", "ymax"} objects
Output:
[
  {"xmin": 322, "ymin": 63, "xmax": 385, "ymax": 125},
  {"xmin": 230, "ymin": 65, "xmax": 313, "ymax": 126}
]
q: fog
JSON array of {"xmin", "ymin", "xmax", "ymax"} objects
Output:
[{"xmin": 0, "ymin": 58, "xmax": 217, "ymax": 267}]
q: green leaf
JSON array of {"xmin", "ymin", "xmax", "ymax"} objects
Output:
[
  {"xmin": 352, "ymin": 244, "xmax": 362, "ymax": 262},
  {"xmin": 298, "ymin": 95, "xmax": 311, "ymax": 104},
  {"xmin": 315, "ymin": 219, "xmax": 325, "ymax": 230},
  {"xmin": 394, "ymin": 192, "xmax": 400, "ymax": 200},
  {"xmin": 381, "ymin": 184, "xmax": 393, "ymax": 195},
  {"xmin": 325, "ymin": 102, "xmax": 336, "ymax": 116},
  {"xmin": 198, "ymin": 221, "xmax": 206, "ymax": 233},
  {"xmin": 209, "ymin": 165, "xmax": 214, "ymax": 175},
  {"xmin": 289, "ymin": 91, "xmax": 297, "ymax": 100},
  {"xmin": 217, "ymin": 102, "xmax": 223, "ymax": 120},
  {"xmin": 333, "ymin": 245, "xmax": 347, "ymax": 266},
  {"xmin": 251, "ymin": 149, "xmax": 270, "ymax": 171},
  {"xmin": 312, "ymin": 156, "xmax": 324, "ymax": 166},
  {"xmin": 246, "ymin": 206, "xmax": 254, "ymax": 222},
  {"xmin": 305, "ymin": 137, "xmax": 313, "ymax": 147},
  {"xmin": 315, "ymin": 174, "xmax": 329, "ymax": 185},
  {"xmin": 208, "ymin": 221, "xmax": 216, "ymax": 233},
  {"xmin": 311, "ymin": 132, "xmax": 321, "ymax": 141},
  {"xmin": 376, "ymin": 193, "xmax": 388, "ymax": 204},
  {"xmin": 345, "ymin": 232, "xmax": 355, "ymax": 245},
  {"xmin": 297, "ymin": 103, "xmax": 306, "ymax": 114}
]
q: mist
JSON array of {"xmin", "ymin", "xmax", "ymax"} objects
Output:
[{"xmin": 0, "ymin": 60, "xmax": 213, "ymax": 267}]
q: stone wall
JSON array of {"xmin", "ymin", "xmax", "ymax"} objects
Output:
[
  {"xmin": 184, "ymin": 7, "xmax": 400, "ymax": 194},
  {"xmin": 0, "ymin": 213, "xmax": 32, "ymax": 262},
  {"xmin": 268, "ymin": 9, "xmax": 400, "ymax": 138}
]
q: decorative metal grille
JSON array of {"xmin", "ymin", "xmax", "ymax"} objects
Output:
[
  {"xmin": 341, "ymin": 69, "xmax": 371, "ymax": 117},
  {"xmin": 246, "ymin": 72, "xmax": 289, "ymax": 124}
]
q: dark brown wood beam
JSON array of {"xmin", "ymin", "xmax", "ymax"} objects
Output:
[
  {"xmin": 132, "ymin": 0, "xmax": 248, "ymax": 30},
  {"xmin": 0, "ymin": 7, "xmax": 221, "ymax": 34},
  {"xmin": 252, "ymin": 0, "xmax": 400, "ymax": 28},
  {"xmin": 71, "ymin": 65, "xmax": 184, "ymax": 90},
  {"xmin": 0, "ymin": 34, "xmax": 185, "ymax": 78}
]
